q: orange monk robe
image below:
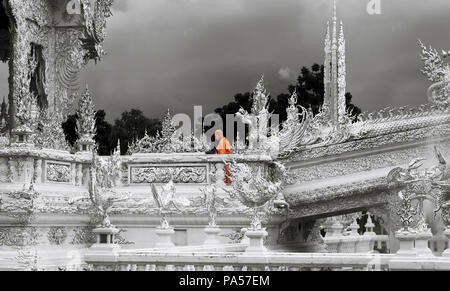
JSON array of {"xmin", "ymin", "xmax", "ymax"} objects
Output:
[{"xmin": 217, "ymin": 137, "xmax": 232, "ymax": 184}]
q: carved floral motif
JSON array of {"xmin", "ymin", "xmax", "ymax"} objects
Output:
[
  {"xmin": 71, "ymin": 226, "xmax": 96, "ymax": 245},
  {"xmin": 46, "ymin": 163, "xmax": 71, "ymax": 183},
  {"xmin": 47, "ymin": 227, "xmax": 67, "ymax": 245},
  {"xmin": 130, "ymin": 166, "xmax": 207, "ymax": 184},
  {"xmin": 0, "ymin": 227, "xmax": 40, "ymax": 246}
]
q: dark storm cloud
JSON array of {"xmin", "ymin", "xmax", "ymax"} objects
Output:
[{"xmin": 1, "ymin": 0, "xmax": 449, "ymax": 121}]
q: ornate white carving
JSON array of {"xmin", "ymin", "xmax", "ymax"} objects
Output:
[
  {"xmin": 46, "ymin": 162, "xmax": 71, "ymax": 183},
  {"xmin": 130, "ymin": 166, "xmax": 207, "ymax": 184},
  {"xmin": 128, "ymin": 110, "xmax": 211, "ymax": 154},
  {"xmin": 200, "ymin": 173, "xmax": 218, "ymax": 227},
  {"xmin": 70, "ymin": 151, "xmax": 129, "ymax": 228},
  {"xmin": 224, "ymin": 161, "xmax": 286, "ymax": 230},
  {"xmin": 150, "ymin": 181, "xmax": 191, "ymax": 229},
  {"xmin": 235, "ymin": 76, "xmax": 278, "ymax": 153},
  {"xmin": 76, "ymin": 86, "xmax": 96, "ymax": 148},
  {"xmin": 419, "ymin": 40, "xmax": 450, "ymax": 106}
]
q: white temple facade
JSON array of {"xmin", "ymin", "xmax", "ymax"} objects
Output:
[{"xmin": 0, "ymin": 0, "xmax": 450, "ymax": 271}]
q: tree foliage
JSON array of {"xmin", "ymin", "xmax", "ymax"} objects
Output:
[{"xmin": 110, "ymin": 109, "xmax": 161, "ymax": 154}]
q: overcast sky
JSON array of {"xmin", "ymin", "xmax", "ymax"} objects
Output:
[{"xmin": 1, "ymin": 0, "xmax": 450, "ymax": 122}]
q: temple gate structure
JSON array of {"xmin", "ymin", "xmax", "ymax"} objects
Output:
[{"xmin": 0, "ymin": 0, "xmax": 450, "ymax": 271}]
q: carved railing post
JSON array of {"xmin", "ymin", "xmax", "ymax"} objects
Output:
[
  {"xmin": 33, "ymin": 159, "xmax": 42, "ymax": 184},
  {"xmin": 75, "ymin": 164, "xmax": 83, "ymax": 186},
  {"xmin": 7, "ymin": 156, "xmax": 14, "ymax": 183},
  {"xmin": 441, "ymin": 203, "xmax": 450, "ymax": 257},
  {"xmin": 155, "ymin": 228, "xmax": 175, "ymax": 249},
  {"xmin": 349, "ymin": 217, "xmax": 360, "ymax": 236},
  {"xmin": 323, "ymin": 218, "xmax": 344, "ymax": 253},
  {"xmin": 364, "ymin": 213, "xmax": 376, "ymax": 236},
  {"xmin": 201, "ymin": 172, "xmax": 221, "ymax": 246}
]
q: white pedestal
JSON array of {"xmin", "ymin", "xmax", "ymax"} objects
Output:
[
  {"xmin": 394, "ymin": 230, "xmax": 417, "ymax": 257},
  {"xmin": 203, "ymin": 227, "xmax": 221, "ymax": 246},
  {"xmin": 241, "ymin": 228, "xmax": 250, "ymax": 245},
  {"xmin": 340, "ymin": 236, "xmax": 358, "ymax": 253},
  {"xmin": 415, "ymin": 229, "xmax": 433, "ymax": 256},
  {"xmin": 323, "ymin": 237, "xmax": 342, "ymax": 253},
  {"xmin": 244, "ymin": 229, "xmax": 268, "ymax": 254},
  {"xmin": 389, "ymin": 230, "xmax": 419, "ymax": 270},
  {"xmin": 155, "ymin": 228, "xmax": 175, "ymax": 248},
  {"xmin": 442, "ymin": 228, "xmax": 450, "ymax": 257},
  {"xmin": 86, "ymin": 228, "xmax": 122, "ymax": 264},
  {"xmin": 356, "ymin": 236, "xmax": 372, "ymax": 253}
]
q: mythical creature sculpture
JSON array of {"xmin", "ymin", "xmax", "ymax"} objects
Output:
[
  {"xmin": 429, "ymin": 147, "xmax": 450, "ymax": 226},
  {"xmin": 150, "ymin": 180, "xmax": 190, "ymax": 229},
  {"xmin": 278, "ymin": 91, "xmax": 310, "ymax": 155},
  {"xmin": 70, "ymin": 149, "xmax": 128, "ymax": 228},
  {"xmin": 278, "ymin": 90, "xmax": 366, "ymax": 157},
  {"xmin": 80, "ymin": 0, "xmax": 114, "ymax": 62},
  {"xmin": 235, "ymin": 76, "xmax": 278, "ymax": 153},
  {"xmin": 420, "ymin": 40, "xmax": 450, "ymax": 107},
  {"xmin": 387, "ymin": 158, "xmax": 425, "ymax": 184},
  {"xmin": 387, "ymin": 147, "xmax": 450, "ymax": 232},
  {"xmin": 224, "ymin": 160, "xmax": 286, "ymax": 230},
  {"xmin": 432, "ymin": 182, "xmax": 450, "ymax": 226}
]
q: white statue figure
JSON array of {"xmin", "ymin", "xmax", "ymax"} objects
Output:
[
  {"xmin": 235, "ymin": 75, "xmax": 273, "ymax": 152},
  {"xmin": 200, "ymin": 174, "xmax": 218, "ymax": 228},
  {"xmin": 150, "ymin": 180, "xmax": 190, "ymax": 229},
  {"xmin": 70, "ymin": 150, "xmax": 129, "ymax": 228}
]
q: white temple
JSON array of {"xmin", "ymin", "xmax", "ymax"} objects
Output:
[{"xmin": 0, "ymin": 0, "xmax": 450, "ymax": 271}]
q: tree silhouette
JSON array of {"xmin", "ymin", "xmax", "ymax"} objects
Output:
[
  {"xmin": 95, "ymin": 110, "xmax": 112, "ymax": 155},
  {"xmin": 62, "ymin": 114, "xmax": 78, "ymax": 147},
  {"xmin": 110, "ymin": 109, "xmax": 161, "ymax": 154}
]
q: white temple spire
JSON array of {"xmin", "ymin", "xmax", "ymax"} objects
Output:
[
  {"xmin": 337, "ymin": 20, "xmax": 347, "ymax": 121},
  {"xmin": 332, "ymin": 0, "xmax": 338, "ymax": 47},
  {"xmin": 333, "ymin": 0, "xmax": 337, "ymax": 21},
  {"xmin": 323, "ymin": 0, "xmax": 347, "ymax": 125}
]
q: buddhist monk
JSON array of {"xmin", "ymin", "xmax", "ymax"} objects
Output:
[{"xmin": 206, "ymin": 130, "xmax": 232, "ymax": 184}]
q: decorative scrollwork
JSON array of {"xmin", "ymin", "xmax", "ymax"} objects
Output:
[{"xmin": 130, "ymin": 166, "xmax": 207, "ymax": 184}]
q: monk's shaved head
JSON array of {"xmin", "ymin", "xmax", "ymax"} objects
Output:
[{"xmin": 214, "ymin": 130, "xmax": 224, "ymax": 141}]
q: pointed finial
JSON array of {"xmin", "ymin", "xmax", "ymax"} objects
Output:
[
  {"xmin": 257, "ymin": 74, "xmax": 265, "ymax": 87},
  {"xmin": 333, "ymin": 0, "xmax": 337, "ymax": 21},
  {"xmin": 331, "ymin": 0, "xmax": 338, "ymax": 45},
  {"xmin": 289, "ymin": 89, "xmax": 298, "ymax": 106},
  {"xmin": 339, "ymin": 20, "xmax": 345, "ymax": 37}
]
